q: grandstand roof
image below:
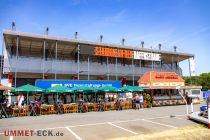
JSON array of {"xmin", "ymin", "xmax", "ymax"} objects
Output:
[{"xmin": 3, "ymin": 30, "xmax": 194, "ymax": 62}]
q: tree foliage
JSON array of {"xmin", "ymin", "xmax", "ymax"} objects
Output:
[{"xmin": 183, "ymin": 72, "xmax": 210, "ymax": 90}]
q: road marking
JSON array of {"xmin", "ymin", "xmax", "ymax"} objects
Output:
[
  {"xmin": 107, "ymin": 122, "xmax": 138, "ymax": 135},
  {"xmin": 9, "ymin": 136, "xmax": 13, "ymax": 140},
  {"xmin": 111, "ymin": 115, "xmax": 171, "ymax": 124},
  {"xmin": 35, "ymin": 115, "xmax": 182, "ymax": 130},
  {"xmin": 66, "ymin": 115, "xmax": 175, "ymax": 128},
  {"xmin": 65, "ymin": 126, "xmax": 82, "ymax": 140},
  {"xmin": 142, "ymin": 119, "xmax": 177, "ymax": 128},
  {"xmin": 0, "ymin": 114, "xmax": 185, "ymax": 135},
  {"xmin": 108, "ymin": 115, "xmax": 185, "ymax": 124}
]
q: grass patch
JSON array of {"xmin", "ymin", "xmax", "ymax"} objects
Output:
[{"xmin": 109, "ymin": 124, "xmax": 210, "ymax": 140}]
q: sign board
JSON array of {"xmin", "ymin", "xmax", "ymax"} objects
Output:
[
  {"xmin": 155, "ymin": 73, "xmax": 178, "ymax": 79},
  {"xmin": 94, "ymin": 46, "xmax": 133, "ymax": 59},
  {"xmin": 35, "ymin": 80, "xmax": 122, "ymax": 89},
  {"xmin": 151, "ymin": 82, "xmax": 184, "ymax": 87},
  {"xmin": 189, "ymin": 58, "xmax": 196, "ymax": 76},
  {"xmin": 133, "ymin": 51, "xmax": 161, "ymax": 61},
  {"xmin": 93, "ymin": 46, "xmax": 161, "ymax": 61},
  {"xmin": 202, "ymin": 91, "xmax": 210, "ymax": 100}
]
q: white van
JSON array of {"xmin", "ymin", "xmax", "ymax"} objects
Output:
[{"xmin": 185, "ymin": 89, "xmax": 202, "ymax": 103}]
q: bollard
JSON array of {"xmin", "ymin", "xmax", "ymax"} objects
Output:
[{"xmin": 191, "ymin": 103, "xmax": 193, "ymax": 113}]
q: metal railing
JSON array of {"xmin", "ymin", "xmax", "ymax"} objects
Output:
[{"xmin": 3, "ymin": 56, "xmax": 180, "ymax": 76}]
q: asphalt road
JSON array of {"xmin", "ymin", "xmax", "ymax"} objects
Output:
[{"xmin": 0, "ymin": 104, "xmax": 200, "ymax": 140}]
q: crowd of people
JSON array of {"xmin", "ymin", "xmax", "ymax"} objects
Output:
[{"xmin": 0, "ymin": 92, "xmax": 151, "ymax": 118}]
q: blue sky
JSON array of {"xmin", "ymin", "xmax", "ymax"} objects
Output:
[{"xmin": 0, "ymin": 0, "xmax": 210, "ymax": 76}]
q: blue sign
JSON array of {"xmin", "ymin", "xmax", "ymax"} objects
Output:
[
  {"xmin": 202, "ymin": 91, "xmax": 210, "ymax": 100},
  {"xmin": 35, "ymin": 80, "xmax": 122, "ymax": 89}
]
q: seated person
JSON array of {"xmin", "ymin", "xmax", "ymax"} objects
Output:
[
  {"xmin": 115, "ymin": 98, "xmax": 122, "ymax": 111},
  {"xmin": 78, "ymin": 101, "xmax": 86, "ymax": 113},
  {"xmin": 56, "ymin": 99, "xmax": 63, "ymax": 114},
  {"xmin": 97, "ymin": 99, "xmax": 104, "ymax": 112}
]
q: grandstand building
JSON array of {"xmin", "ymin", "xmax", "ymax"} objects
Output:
[{"xmin": 2, "ymin": 30, "xmax": 194, "ymax": 87}]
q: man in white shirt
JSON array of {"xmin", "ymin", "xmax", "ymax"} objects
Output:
[{"xmin": 139, "ymin": 94, "xmax": 144, "ymax": 110}]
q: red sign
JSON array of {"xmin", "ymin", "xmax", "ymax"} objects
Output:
[{"xmin": 155, "ymin": 73, "xmax": 178, "ymax": 79}]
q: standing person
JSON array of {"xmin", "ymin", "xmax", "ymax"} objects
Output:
[
  {"xmin": 56, "ymin": 96, "xmax": 63, "ymax": 114},
  {"xmin": 132, "ymin": 97, "xmax": 136, "ymax": 109},
  {"xmin": 139, "ymin": 94, "xmax": 144, "ymax": 110},
  {"xmin": 98, "ymin": 97, "xmax": 104, "ymax": 112},
  {"xmin": 115, "ymin": 98, "xmax": 121, "ymax": 111},
  {"xmin": 135, "ymin": 94, "xmax": 140, "ymax": 110},
  {"xmin": 185, "ymin": 92, "xmax": 191, "ymax": 105}
]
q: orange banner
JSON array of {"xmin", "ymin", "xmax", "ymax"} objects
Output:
[{"xmin": 94, "ymin": 46, "xmax": 133, "ymax": 59}]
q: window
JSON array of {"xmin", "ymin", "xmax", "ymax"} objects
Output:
[{"xmin": 191, "ymin": 90, "xmax": 200, "ymax": 95}]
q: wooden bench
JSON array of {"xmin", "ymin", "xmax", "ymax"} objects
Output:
[
  {"xmin": 48, "ymin": 105, "xmax": 56, "ymax": 114},
  {"xmin": 104, "ymin": 103, "xmax": 112, "ymax": 111},
  {"xmin": 40, "ymin": 105, "xmax": 49, "ymax": 115},
  {"xmin": 40, "ymin": 105, "xmax": 56, "ymax": 115},
  {"xmin": 63, "ymin": 104, "xmax": 78, "ymax": 113},
  {"xmin": 12, "ymin": 106, "xmax": 28, "ymax": 117},
  {"xmin": 12, "ymin": 107, "xmax": 19, "ymax": 117}
]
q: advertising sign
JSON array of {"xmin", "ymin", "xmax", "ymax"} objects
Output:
[
  {"xmin": 133, "ymin": 51, "xmax": 161, "ymax": 61},
  {"xmin": 35, "ymin": 80, "xmax": 122, "ymax": 89},
  {"xmin": 202, "ymin": 91, "xmax": 210, "ymax": 100},
  {"xmin": 189, "ymin": 58, "xmax": 196, "ymax": 76},
  {"xmin": 94, "ymin": 46, "xmax": 133, "ymax": 59},
  {"xmin": 93, "ymin": 46, "xmax": 161, "ymax": 61},
  {"xmin": 151, "ymin": 82, "xmax": 184, "ymax": 86}
]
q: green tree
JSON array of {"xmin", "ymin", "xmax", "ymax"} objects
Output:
[
  {"xmin": 183, "ymin": 72, "xmax": 210, "ymax": 90},
  {"xmin": 183, "ymin": 76, "xmax": 199, "ymax": 86},
  {"xmin": 197, "ymin": 73, "xmax": 210, "ymax": 90}
]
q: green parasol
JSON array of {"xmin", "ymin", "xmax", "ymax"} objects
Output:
[
  {"xmin": 73, "ymin": 86, "xmax": 96, "ymax": 103},
  {"xmin": 46, "ymin": 85, "xmax": 73, "ymax": 93},
  {"xmin": 119, "ymin": 85, "xmax": 143, "ymax": 92},
  {"xmin": 46, "ymin": 85, "xmax": 73, "ymax": 102},
  {"xmin": 74, "ymin": 86, "xmax": 96, "ymax": 93},
  {"xmin": 11, "ymin": 84, "xmax": 45, "ymax": 105},
  {"xmin": 98, "ymin": 86, "xmax": 119, "ymax": 93}
]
